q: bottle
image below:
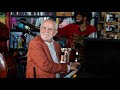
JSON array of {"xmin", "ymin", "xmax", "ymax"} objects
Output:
[
  {"xmin": 60, "ymin": 48, "xmax": 65, "ymax": 63},
  {"xmin": 67, "ymin": 48, "xmax": 71, "ymax": 62},
  {"xmin": 64, "ymin": 48, "xmax": 68, "ymax": 63},
  {"xmin": 13, "ymin": 34, "xmax": 19, "ymax": 49},
  {"xmin": 18, "ymin": 36, "xmax": 22, "ymax": 49}
]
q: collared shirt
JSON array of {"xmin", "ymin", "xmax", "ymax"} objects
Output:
[{"xmin": 45, "ymin": 39, "xmax": 70, "ymax": 78}]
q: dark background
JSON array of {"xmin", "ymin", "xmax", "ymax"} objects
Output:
[
  {"xmin": 77, "ymin": 38, "xmax": 120, "ymax": 78},
  {"xmin": 0, "ymin": 0, "xmax": 120, "ymax": 11}
]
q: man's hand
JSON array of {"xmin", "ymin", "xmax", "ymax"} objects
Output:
[{"xmin": 70, "ymin": 62, "xmax": 80, "ymax": 71}]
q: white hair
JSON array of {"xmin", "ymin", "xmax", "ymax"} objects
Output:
[{"xmin": 40, "ymin": 19, "xmax": 58, "ymax": 30}]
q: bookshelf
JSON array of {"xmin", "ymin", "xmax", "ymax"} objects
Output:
[
  {"xmin": 97, "ymin": 12, "xmax": 120, "ymax": 39},
  {"xmin": 10, "ymin": 12, "xmax": 55, "ymax": 49},
  {"xmin": 9, "ymin": 12, "xmax": 76, "ymax": 56}
]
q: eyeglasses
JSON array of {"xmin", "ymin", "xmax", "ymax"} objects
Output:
[{"xmin": 41, "ymin": 26, "xmax": 55, "ymax": 31}]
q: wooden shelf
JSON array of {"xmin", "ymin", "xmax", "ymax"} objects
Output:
[
  {"xmin": 106, "ymin": 12, "xmax": 119, "ymax": 15},
  {"xmin": 56, "ymin": 12, "xmax": 73, "ymax": 17},
  {"xmin": 98, "ymin": 12, "xmax": 120, "ymax": 39},
  {"xmin": 105, "ymin": 21, "xmax": 118, "ymax": 25},
  {"xmin": 56, "ymin": 16, "xmax": 74, "ymax": 18},
  {"xmin": 98, "ymin": 21, "xmax": 104, "ymax": 24}
]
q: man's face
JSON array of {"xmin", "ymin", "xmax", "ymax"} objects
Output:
[
  {"xmin": 40, "ymin": 21, "xmax": 57, "ymax": 43},
  {"xmin": 75, "ymin": 14, "xmax": 84, "ymax": 25}
]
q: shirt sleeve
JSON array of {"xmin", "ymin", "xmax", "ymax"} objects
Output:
[{"xmin": 67, "ymin": 65, "xmax": 70, "ymax": 73}]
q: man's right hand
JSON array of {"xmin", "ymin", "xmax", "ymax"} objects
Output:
[{"xmin": 70, "ymin": 62, "xmax": 80, "ymax": 71}]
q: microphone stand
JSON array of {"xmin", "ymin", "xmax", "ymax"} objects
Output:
[{"xmin": 13, "ymin": 25, "xmax": 37, "ymax": 37}]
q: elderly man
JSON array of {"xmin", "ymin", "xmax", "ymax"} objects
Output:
[{"xmin": 26, "ymin": 19, "xmax": 80, "ymax": 78}]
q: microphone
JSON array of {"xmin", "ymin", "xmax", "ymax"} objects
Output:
[
  {"xmin": 13, "ymin": 25, "xmax": 37, "ymax": 37},
  {"xmin": 17, "ymin": 19, "xmax": 39, "ymax": 31}
]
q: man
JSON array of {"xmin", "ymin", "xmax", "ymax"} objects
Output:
[
  {"xmin": 26, "ymin": 19, "xmax": 80, "ymax": 78},
  {"xmin": 55, "ymin": 12, "xmax": 97, "ymax": 48}
]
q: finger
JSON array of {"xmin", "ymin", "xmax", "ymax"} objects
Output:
[
  {"xmin": 75, "ymin": 62, "xmax": 80, "ymax": 65},
  {"xmin": 74, "ymin": 68, "xmax": 78, "ymax": 71}
]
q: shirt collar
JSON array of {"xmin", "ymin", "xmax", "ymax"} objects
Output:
[{"xmin": 45, "ymin": 39, "xmax": 54, "ymax": 46}]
